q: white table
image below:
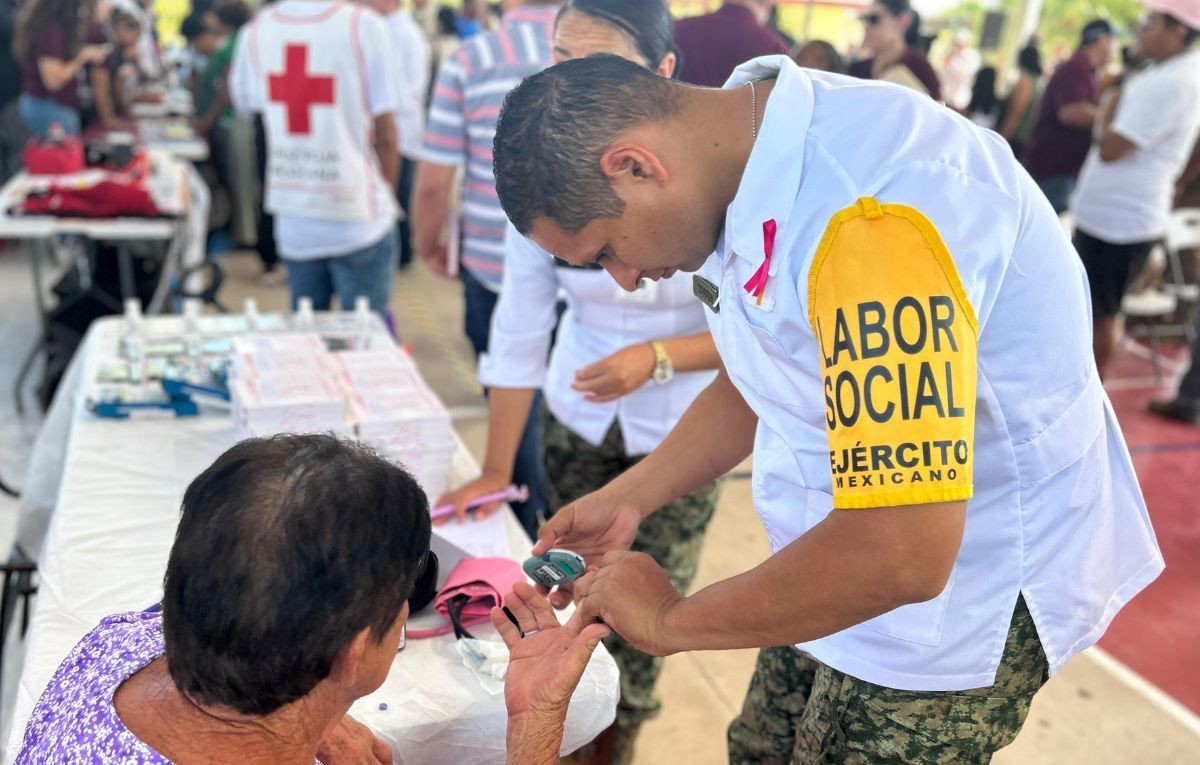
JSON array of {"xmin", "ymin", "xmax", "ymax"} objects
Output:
[
  {"xmin": 4, "ymin": 316, "xmax": 618, "ymax": 764},
  {"xmin": 0, "ymin": 153, "xmax": 210, "ymax": 411}
]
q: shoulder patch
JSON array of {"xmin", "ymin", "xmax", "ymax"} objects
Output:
[{"xmin": 808, "ymin": 198, "xmax": 978, "ymax": 509}]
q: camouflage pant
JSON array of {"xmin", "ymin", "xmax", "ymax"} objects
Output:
[
  {"xmin": 543, "ymin": 412, "xmax": 720, "ymax": 760},
  {"xmin": 728, "ymin": 597, "xmax": 1048, "ymax": 764}
]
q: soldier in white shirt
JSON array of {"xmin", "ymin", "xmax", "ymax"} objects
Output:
[
  {"xmin": 1073, "ymin": 0, "xmax": 1200, "ymax": 378},
  {"xmin": 437, "ymin": 2, "xmax": 721, "ymax": 760},
  {"xmin": 491, "ymin": 54, "xmax": 1163, "ymax": 762}
]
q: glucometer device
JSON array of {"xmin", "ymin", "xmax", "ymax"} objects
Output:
[{"xmin": 523, "ymin": 549, "xmax": 587, "ymax": 588}]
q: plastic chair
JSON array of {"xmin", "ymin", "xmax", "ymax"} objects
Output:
[{"xmin": 1163, "ymin": 209, "xmax": 1200, "ymax": 332}]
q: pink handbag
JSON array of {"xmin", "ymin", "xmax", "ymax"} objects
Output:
[{"xmin": 407, "ymin": 557, "xmax": 525, "ymax": 640}]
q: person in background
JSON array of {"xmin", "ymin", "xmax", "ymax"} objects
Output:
[
  {"xmin": 0, "ymin": 0, "xmax": 31, "ymax": 181},
  {"xmin": 107, "ymin": 7, "xmax": 147, "ymax": 115},
  {"xmin": 673, "ymin": 0, "xmax": 787, "ymax": 87},
  {"xmin": 193, "ymin": 1, "xmax": 250, "ymax": 138},
  {"xmin": 1020, "ymin": 19, "xmax": 1113, "ymax": 214},
  {"xmin": 180, "ymin": 12, "xmax": 219, "ymax": 115},
  {"xmin": 965, "ymin": 65, "xmax": 999, "ymax": 129},
  {"xmin": 181, "ymin": 11, "xmax": 230, "ymax": 256},
  {"xmin": 194, "ymin": 2, "xmax": 253, "ymax": 264},
  {"xmin": 1072, "ymin": 0, "xmax": 1200, "ymax": 379},
  {"xmin": 998, "ymin": 41, "xmax": 1044, "ymax": 158},
  {"xmin": 229, "ymin": 0, "xmax": 401, "ymax": 312},
  {"xmin": 366, "ymin": 0, "xmax": 430, "ymax": 270},
  {"xmin": 121, "ymin": 0, "xmax": 163, "ymax": 82},
  {"xmin": 78, "ymin": 0, "xmax": 121, "ymax": 131},
  {"xmin": 941, "ymin": 28, "xmax": 981, "ymax": 110},
  {"xmin": 439, "ymin": 6, "xmax": 719, "ymax": 763},
  {"xmin": 848, "ymin": 0, "xmax": 941, "ymax": 99},
  {"xmin": 14, "ymin": 0, "xmax": 111, "ymax": 137},
  {"xmin": 411, "ymin": 0, "xmax": 561, "ymax": 535},
  {"xmin": 457, "ymin": 0, "xmax": 488, "ymax": 37},
  {"xmin": 14, "ymin": 434, "xmax": 611, "ymax": 765},
  {"xmin": 793, "ymin": 39, "xmax": 845, "ymax": 73}
]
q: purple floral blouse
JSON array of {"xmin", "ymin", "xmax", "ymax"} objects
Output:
[
  {"xmin": 16, "ymin": 610, "xmax": 172, "ymax": 763},
  {"xmin": 17, "ymin": 610, "xmax": 328, "ymax": 764}
]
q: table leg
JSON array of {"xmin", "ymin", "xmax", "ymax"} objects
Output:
[
  {"xmin": 14, "ymin": 239, "xmax": 53, "ymax": 416},
  {"xmin": 117, "ymin": 244, "xmax": 136, "ymax": 303}
]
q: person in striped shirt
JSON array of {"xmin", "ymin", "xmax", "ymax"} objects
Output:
[{"xmin": 410, "ymin": 0, "xmax": 560, "ymax": 534}]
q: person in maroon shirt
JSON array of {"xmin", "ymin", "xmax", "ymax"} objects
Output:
[
  {"xmin": 13, "ymin": 0, "xmax": 110, "ymax": 137},
  {"xmin": 1020, "ymin": 19, "xmax": 1113, "ymax": 213},
  {"xmin": 674, "ymin": 0, "xmax": 788, "ymax": 88},
  {"xmin": 847, "ymin": 0, "xmax": 941, "ymax": 100}
]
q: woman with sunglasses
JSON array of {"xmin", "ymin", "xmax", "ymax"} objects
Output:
[
  {"xmin": 849, "ymin": 0, "xmax": 942, "ymax": 99},
  {"xmin": 436, "ymin": 1, "xmax": 721, "ymax": 762}
]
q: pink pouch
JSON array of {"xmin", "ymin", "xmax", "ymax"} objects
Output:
[{"xmin": 407, "ymin": 557, "xmax": 525, "ymax": 640}]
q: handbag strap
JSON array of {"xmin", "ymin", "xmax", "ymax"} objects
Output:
[{"xmin": 445, "ymin": 594, "xmax": 476, "ymax": 641}]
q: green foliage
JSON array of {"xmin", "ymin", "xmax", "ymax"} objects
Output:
[
  {"xmin": 941, "ymin": 0, "xmax": 1143, "ymax": 58},
  {"xmin": 1036, "ymin": 0, "xmax": 1143, "ymax": 52}
]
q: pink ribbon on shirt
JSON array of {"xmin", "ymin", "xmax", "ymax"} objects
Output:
[{"xmin": 743, "ymin": 219, "xmax": 776, "ymax": 306}]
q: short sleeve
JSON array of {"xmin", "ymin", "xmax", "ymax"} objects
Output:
[
  {"xmin": 477, "ymin": 224, "xmax": 561, "ymax": 388},
  {"xmin": 1047, "ymin": 63, "xmax": 1094, "ymax": 113},
  {"xmin": 807, "ymin": 198, "xmax": 978, "ymax": 509},
  {"xmin": 36, "ymin": 25, "xmax": 66, "ymax": 60},
  {"xmin": 421, "ymin": 47, "xmax": 469, "ymax": 166},
  {"xmin": 1110, "ymin": 70, "xmax": 1173, "ymax": 150},
  {"xmin": 360, "ymin": 12, "xmax": 399, "ymax": 117}
]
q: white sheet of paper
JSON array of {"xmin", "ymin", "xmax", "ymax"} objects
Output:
[{"xmin": 431, "ymin": 509, "xmax": 512, "ymax": 559}]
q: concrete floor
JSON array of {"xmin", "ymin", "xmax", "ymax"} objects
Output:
[{"xmin": 3, "ymin": 245, "xmax": 1199, "ymax": 763}]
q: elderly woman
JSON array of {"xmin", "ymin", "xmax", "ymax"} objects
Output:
[{"xmin": 15, "ymin": 434, "xmax": 608, "ymax": 764}]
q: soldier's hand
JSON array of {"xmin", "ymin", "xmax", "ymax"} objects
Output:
[
  {"xmin": 532, "ymin": 491, "xmax": 642, "ymax": 609},
  {"xmin": 574, "ymin": 551, "xmax": 684, "ymax": 657}
]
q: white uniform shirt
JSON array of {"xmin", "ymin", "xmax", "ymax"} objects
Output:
[
  {"xmin": 386, "ymin": 9, "xmax": 431, "ymax": 160},
  {"xmin": 699, "ymin": 57, "xmax": 1162, "ymax": 691},
  {"xmin": 479, "ymin": 224, "xmax": 716, "ymax": 456},
  {"xmin": 1074, "ymin": 50, "xmax": 1200, "ymax": 244},
  {"xmin": 229, "ymin": 0, "xmax": 399, "ymax": 260}
]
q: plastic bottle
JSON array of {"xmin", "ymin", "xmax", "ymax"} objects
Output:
[
  {"xmin": 295, "ymin": 297, "xmax": 315, "ymax": 331},
  {"xmin": 354, "ymin": 296, "xmax": 372, "ymax": 349},
  {"xmin": 244, "ymin": 298, "xmax": 260, "ymax": 332},
  {"xmin": 121, "ymin": 298, "xmax": 145, "ymax": 383},
  {"xmin": 183, "ymin": 298, "xmax": 204, "ymax": 364}
]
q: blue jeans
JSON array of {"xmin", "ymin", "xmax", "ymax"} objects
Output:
[
  {"xmin": 462, "ymin": 267, "xmax": 549, "ymax": 536},
  {"xmin": 1037, "ymin": 176, "xmax": 1076, "ymax": 215},
  {"xmin": 283, "ymin": 228, "xmax": 398, "ymax": 312},
  {"xmin": 18, "ymin": 93, "xmax": 80, "ymax": 138}
]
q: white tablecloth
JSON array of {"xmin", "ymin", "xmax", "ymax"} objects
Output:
[{"xmin": 5, "ymin": 316, "xmax": 618, "ymax": 764}]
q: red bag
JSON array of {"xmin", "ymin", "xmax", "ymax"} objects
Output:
[
  {"xmin": 22, "ymin": 135, "xmax": 85, "ymax": 175},
  {"xmin": 22, "ymin": 179, "xmax": 160, "ymax": 218}
]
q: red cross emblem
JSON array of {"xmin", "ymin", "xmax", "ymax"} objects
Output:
[{"xmin": 268, "ymin": 44, "xmax": 335, "ymax": 135}]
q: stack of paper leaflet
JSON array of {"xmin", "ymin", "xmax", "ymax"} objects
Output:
[
  {"xmin": 336, "ymin": 349, "xmax": 455, "ymax": 500},
  {"xmin": 228, "ymin": 335, "xmax": 454, "ymax": 500},
  {"xmin": 230, "ymin": 334, "xmax": 348, "ymax": 438}
]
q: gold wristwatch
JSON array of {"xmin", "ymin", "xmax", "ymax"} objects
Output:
[{"xmin": 649, "ymin": 341, "xmax": 674, "ymax": 385}]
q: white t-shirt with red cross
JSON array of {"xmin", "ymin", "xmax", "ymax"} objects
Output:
[{"xmin": 230, "ymin": 0, "xmax": 399, "ymax": 260}]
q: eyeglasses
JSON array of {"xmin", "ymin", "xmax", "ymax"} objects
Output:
[{"xmin": 860, "ymin": 13, "xmax": 884, "ymax": 26}]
